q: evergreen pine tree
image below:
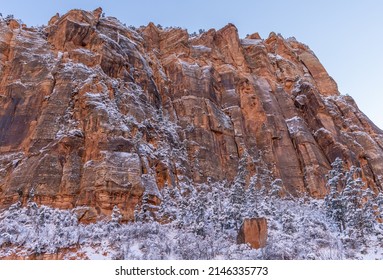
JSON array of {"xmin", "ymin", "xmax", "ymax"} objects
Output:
[
  {"xmin": 245, "ymin": 176, "xmax": 258, "ymax": 218},
  {"xmin": 111, "ymin": 205, "xmax": 122, "ymax": 224},
  {"xmin": 361, "ymin": 188, "xmax": 377, "ymax": 236},
  {"xmin": 135, "ymin": 193, "xmax": 153, "ymax": 222},
  {"xmin": 342, "ymin": 173, "xmax": 363, "ymax": 234},
  {"xmin": 324, "ymin": 175, "xmax": 345, "ymax": 232},
  {"xmin": 228, "ymin": 180, "xmax": 245, "ymax": 230}
]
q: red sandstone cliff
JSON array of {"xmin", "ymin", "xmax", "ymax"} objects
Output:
[{"xmin": 0, "ymin": 8, "xmax": 382, "ymax": 221}]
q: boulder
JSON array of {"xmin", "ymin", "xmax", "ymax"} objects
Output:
[{"xmin": 237, "ymin": 218, "xmax": 268, "ymax": 249}]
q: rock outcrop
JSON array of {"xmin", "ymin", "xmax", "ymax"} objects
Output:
[
  {"xmin": 1, "ymin": 8, "xmax": 382, "ymax": 221},
  {"xmin": 237, "ymin": 218, "xmax": 268, "ymax": 249}
]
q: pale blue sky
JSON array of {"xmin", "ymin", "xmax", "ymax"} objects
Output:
[{"xmin": 1, "ymin": 0, "xmax": 382, "ymax": 128}]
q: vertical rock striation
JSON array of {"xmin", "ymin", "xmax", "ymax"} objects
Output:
[{"xmin": 0, "ymin": 9, "xmax": 382, "ymax": 221}]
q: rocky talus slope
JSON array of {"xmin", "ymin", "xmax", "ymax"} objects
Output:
[{"xmin": 1, "ymin": 8, "xmax": 382, "ymax": 222}]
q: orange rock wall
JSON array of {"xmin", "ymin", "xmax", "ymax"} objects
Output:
[{"xmin": 1, "ymin": 9, "xmax": 382, "ymax": 221}]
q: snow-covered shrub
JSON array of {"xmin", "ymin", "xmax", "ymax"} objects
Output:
[{"xmin": 1, "ymin": 161, "xmax": 382, "ymax": 259}]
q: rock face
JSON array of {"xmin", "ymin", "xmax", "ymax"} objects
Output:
[
  {"xmin": 237, "ymin": 218, "xmax": 268, "ymax": 249},
  {"xmin": 0, "ymin": 9, "xmax": 383, "ymax": 221}
]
